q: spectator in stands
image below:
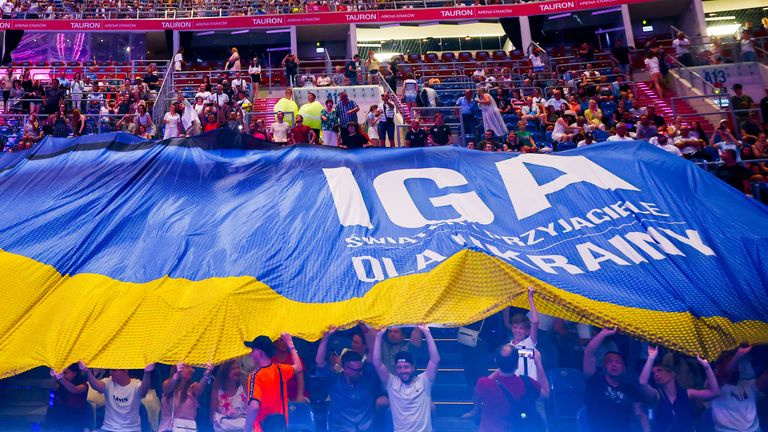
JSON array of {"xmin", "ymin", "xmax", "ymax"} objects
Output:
[
  {"xmin": 583, "ymin": 328, "xmax": 646, "ymax": 432},
  {"xmin": 428, "ymin": 112, "xmax": 451, "ymax": 146},
  {"xmin": 163, "ymin": 104, "xmax": 182, "ymax": 140},
  {"xmin": 652, "ymin": 133, "xmax": 683, "ymax": 156},
  {"xmin": 646, "ymin": 105, "xmax": 665, "ymax": 128},
  {"xmin": 289, "ymin": 114, "xmax": 315, "ymax": 145},
  {"xmin": 210, "ymin": 360, "xmax": 248, "ymax": 432},
  {"xmin": 365, "ymin": 50, "xmax": 380, "ymax": 84},
  {"xmin": 584, "ymin": 99, "xmax": 605, "ymax": 131},
  {"xmin": 80, "ymin": 362, "xmax": 155, "ymax": 432},
  {"xmin": 374, "ymin": 325, "xmax": 439, "ymax": 432},
  {"xmin": 174, "ymin": 48, "xmax": 185, "ymax": 72},
  {"xmin": 203, "ymin": 112, "xmax": 219, "ymax": 134},
  {"xmin": 711, "ymin": 122, "xmax": 742, "ymax": 161},
  {"xmin": 6, "ymin": 80, "xmax": 23, "ymax": 113},
  {"xmin": 46, "ymin": 364, "xmax": 90, "ymax": 431},
  {"xmin": 243, "ymin": 334, "xmax": 302, "ymax": 432},
  {"xmin": 316, "ymin": 328, "xmax": 384, "ymax": 432},
  {"xmin": 456, "ymin": 90, "xmax": 477, "ymax": 138},
  {"xmin": 672, "ymin": 124, "xmax": 709, "ymax": 159},
  {"xmin": 340, "ymin": 122, "xmax": 368, "ymax": 149},
  {"xmin": 578, "ymin": 132, "xmax": 596, "ymax": 147},
  {"xmin": 546, "ymin": 90, "xmax": 565, "ymax": 109},
  {"xmin": 210, "ymin": 85, "xmax": 230, "ymax": 118},
  {"xmin": 116, "ymin": 114, "xmax": 137, "ymax": 135},
  {"xmin": 159, "ymin": 363, "xmax": 213, "ymax": 432},
  {"xmin": 378, "ymin": 92, "xmax": 396, "ymax": 147},
  {"xmin": 752, "ymin": 132, "xmax": 767, "ymax": 158},
  {"xmin": 611, "ymin": 39, "xmax": 632, "ymax": 78},
  {"xmin": 716, "ymin": 149, "xmax": 750, "ymax": 193},
  {"xmin": 70, "ymin": 109, "xmax": 85, "ymax": 136},
  {"xmin": 365, "ymin": 105, "xmax": 381, "ymax": 147},
  {"xmin": 421, "ymin": 81, "xmax": 438, "ymax": 109},
  {"xmin": 472, "ymin": 345, "xmax": 546, "ymax": 432},
  {"xmin": 638, "ymin": 346, "xmax": 719, "ymax": 432},
  {"xmin": 335, "ymin": 91, "xmax": 359, "ymax": 128},
  {"xmin": 635, "ymin": 116, "xmax": 658, "ymax": 140},
  {"xmin": 249, "ymin": 57, "xmax": 262, "ymax": 96},
  {"xmin": 711, "ymin": 345, "xmax": 768, "ymax": 431},
  {"xmin": 673, "ymin": 32, "xmax": 694, "ymax": 67},
  {"xmin": 331, "ymin": 66, "xmax": 345, "ymax": 87},
  {"xmin": 1, "ymin": 69, "xmax": 11, "ymax": 110},
  {"xmin": 282, "ymin": 53, "xmax": 300, "ymax": 88},
  {"xmin": 270, "ymin": 111, "xmax": 291, "ymax": 144},
  {"xmin": 50, "ymin": 110, "xmax": 69, "ymax": 138},
  {"xmin": 739, "ymin": 32, "xmax": 757, "ymax": 62},
  {"xmin": 321, "ymin": 99, "xmax": 339, "ymax": 147},
  {"xmin": 21, "ymin": 113, "xmax": 43, "ymax": 148},
  {"xmin": 404, "ymin": 119, "xmax": 428, "ymax": 148},
  {"xmin": 477, "ymin": 86, "xmax": 507, "ymax": 138},
  {"xmin": 345, "ymin": 55, "xmax": 360, "ymax": 86},
  {"xmin": 43, "ymin": 78, "xmax": 66, "ymax": 115},
  {"xmin": 480, "ymin": 130, "xmax": 500, "ymax": 152},
  {"xmin": 529, "ymin": 48, "xmax": 545, "ymax": 73},
  {"xmin": 552, "ymin": 112, "xmax": 578, "ymax": 145},
  {"xmin": 645, "ymin": 51, "xmax": 663, "ymax": 97},
  {"xmin": 231, "ymin": 72, "xmax": 247, "ymax": 95},
  {"xmin": 402, "ymin": 73, "xmax": 419, "ymax": 113},
  {"xmin": 224, "ymin": 47, "xmax": 241, "ymax": 72},
  {"xmin": 730, "ymin": 84, "xmax": 754, "ymax": 123},
  {"xmin": 271, "ymin": 336, "xmax": 308, "ymax": 403}
]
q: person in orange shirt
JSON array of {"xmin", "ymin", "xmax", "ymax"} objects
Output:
[{"xmin": 243, "ymin": 334, "xmax": 303, "ymax": 432}]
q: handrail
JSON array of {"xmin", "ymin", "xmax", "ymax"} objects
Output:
[
  {"xmin": 151, "ymin": 58, "xmax": 175, "ymax": 136},
  {"xmin": 665, "ymin": 55, "xmax": 722, "ymax": 96}
]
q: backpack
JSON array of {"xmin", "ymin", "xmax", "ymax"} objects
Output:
[
  {"xmin": 495, "ymin": 375, "xmax": 544, "ymax": 432},
  {"xmin": 417, "ymin": 88, "xmax": 430, "ymax": 107}
]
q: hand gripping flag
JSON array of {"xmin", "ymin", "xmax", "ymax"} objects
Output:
[{"xmin": 0, "ymin": 129, "xmax": 766, "ymax": 377}]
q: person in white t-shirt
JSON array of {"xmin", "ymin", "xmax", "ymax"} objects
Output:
[
  {"xmin": 208, "ymin": 85, "xmax": 230, "ymax": 112},
  {"xmin": 607, "ymin": 122, "xmax": 634, "ymax": 141},
  {"xmin": 672, "ymin": 32, "xmax": 693, "ymax": 66},
  {"xmin": 194, "ymin": 84, "xmax": 211, "ymax": 103},
  {"xmin": 374, "ymin": 325, "xmax": 440, "ymax": 432},
  {"xmin": 502, "ymin": 286, "xmax": 540, "ymax": 380},
  {"xmin": 650, "ymin": 133, "xmax": 682, "ymax": 156},
  {"xmin": 174, "ymin": 48, "xmax": 184, "ymax": 72},
  {"xmin": 270, "ymin": 111, "xmax": 291, "ymax": 144},
  {"xmin": 80, "ymin": 361, "xmax": 155, "ymax": 432},
  {"xmin": 711, "ymin": 345, "xmax": 768, "ymax": 432}
]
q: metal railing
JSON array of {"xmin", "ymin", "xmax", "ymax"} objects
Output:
[
  {"xmin": 151, "ymin": 59, "xmax": 176, "ymax": 136},
  {"xmin": 376, "ymin": 71, "xmax": 403, "ymax": 147}
]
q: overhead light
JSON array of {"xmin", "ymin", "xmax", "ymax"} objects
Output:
[
  {"xmin": 465, "ymin": 36, "xmax": 471, "ymax": 40},
  {"xmin": 231, "ymin": 29, "xmax": 249, "ymax": 35},
  {"xmin": 418, "ymin": 21, "xmax": 439, "ymax": 26},
  {"xmin": 707, "ymin": 24, "xmax": 740, "ymax": 36},
  {"xmin": 592, "ymin": 7, "xmax": 621, "ymax": 15},
  {"xmin": 195, "ymin": 31, "xmax": 215, "ymax": 36},
  {"xmin": 380, "ymin": 23, "xmax": 400, "ymax": 28},
  {"xmin": 358, "ymin": 43, "xmax": 382, "ymax": 47},
  {"xmin": 265, "ymin": 28, "xmax": 291, "ymax": 34},
  {"xmin": 705, "ymin": 16, "xmax": 736, "ymax": 21},
  {"xmin": 548, "ymin": 13, "xmax": 571, "ymax": 20}
]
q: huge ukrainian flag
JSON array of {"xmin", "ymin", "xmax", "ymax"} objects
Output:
[{"xmin": 0, "ymin": 129, "xmax": 766, "ymax": 377}]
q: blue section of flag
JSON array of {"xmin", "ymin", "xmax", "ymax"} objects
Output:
[{"xmin": 1, "ymin": 130, "xmax": 767, "ymax": 322}]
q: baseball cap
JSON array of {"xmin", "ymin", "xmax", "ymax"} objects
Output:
[
  {"xmin": 244, "ymin": 336, "xmax": 276, "ymax": 357},
  {"xmin": 394, "ymin": 351, "xmax": 415, "ymax": 365}
]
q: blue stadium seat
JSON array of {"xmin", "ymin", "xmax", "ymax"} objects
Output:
[
  {"xmin": 288, "ymin": 402, "xmax": 316, "ymax": 432},
  {"xmin": 592, "ymin": 130, "xmax": 609, "ymax": 142},
  {"xmin": 547, "ymin": 368, "xmax": 586, "ymax": 431}
]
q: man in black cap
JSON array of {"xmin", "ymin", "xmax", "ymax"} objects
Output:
[
  {"xmin": 243, "ymin": 334, "xmax": 303, "ymax": 432},
  {"xmin": 373, "ymin": 325, "xmax": 440, "ymax": 432}
]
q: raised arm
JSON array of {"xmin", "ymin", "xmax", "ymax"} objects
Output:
[
  {"xmin": 527, "ymin": 286, "xmax": 539, "ymax": 345},
  {"xmin": 190, "ymin": 363, "xmax": 214, "ymax": 399},
  {"xmin": 638, "ymin": 346, "xmax": 660, "ymax": 400},
  {"xmin": 139, "ymin": 363, "xmax": 155, "ymax": 398},
  {"xmin": 162, "ymin": 363, "xmax": 183, "ymax": 396},
  {"xmin": 583, "ymin": 328, "xmax": 616, "ymax": 376},
  {"xmin": 315, "ymin": 328, "xmax": 336, "ymax": 369},
  {"xmin": 418, "ymin": 325, "xmax": 440, "ymax": 382},
  {"xmin": 78, "ymin": 361, "xmax": 106, "ymax": 393},
  {"xmin": 361, "ymin": 324, "xmax": 377, "ymax": 361},
  {"xmin": 281, "ymin": 333, "xmax": 303, "ymax": 375},
  {"xmin": 688, "ymin": 356, "xmax": 720, "ymax": 401},
  {"xmin": 409, "ymin": 326, "xmax": 424, "ymax": 349},
  {"xmin": 50, "ymin": 369, "xmax": 88, "ymax": 394},
  {"xmin": 372, "ymin": 330, "xmax": 390, "ymax": 384}
]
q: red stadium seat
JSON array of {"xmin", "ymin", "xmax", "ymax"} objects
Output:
[
  {"xmin": 458, "ymin": 51, "xmax": 473, "ymax": 62},
  {"xmin": 424, "ymin": 53, "xmax": 438, "ymax": 63},
  {"xmin": 407, "ymin": 53, "xmax": 421, "ymax": 63},
  {"xmin": 475, "ymin": 51, "xmax": 490, "ymax": 61},
  {"xmin": 492, "ymin": 50, "xmax": 507, "ymax": 61},
  {"xmin": 509, "ymin": 50, "xmax": 524, "ymax": 60},
  {"xmin": 441, "ymin": 52, "xmax": 456, "ymax": 62}
]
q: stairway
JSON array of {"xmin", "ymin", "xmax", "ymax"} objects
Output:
[
  {"xmin": 635, "ymin": 82, "xmax": 716, "ymax": 135},
  {"xmin": 252, "ymin": 97, "xmax": 281, "ymax": 126}
]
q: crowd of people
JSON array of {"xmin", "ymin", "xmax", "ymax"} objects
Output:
[{"xmin": 41, "ymin": 288, "xmax": 768, "ymax": 432}]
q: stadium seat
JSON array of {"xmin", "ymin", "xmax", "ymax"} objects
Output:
[
  {"xmin": 458, "ymin": 51, "xmax": 473, "ymax": 62},
  {"xmin": 441, "ymin": 52, "xmax": 456, "ymax": 63},
  {"xmin": 547, "ymin": 368, "xmax": 586, "ymax": 431},
  {"xmin": 475, "ymin": 51, "xmax": 490, "ymax": 62},
  {"xmin": 407, "ymin": 53, "xmax": 421, "ymax": 64},
  {"xmin": 592, "ymin": 130, "xmax": 609, "ymax": 142},
  {"xmin": 289, "ymin": 402, "xmax": 316, "ymax": 432},
  {"xmin": 492, "ymin": 50, "xmax": 507, "ymax": 61},
  {"xmin": 424, "ymin": 53, "xmax": 438, "ymax": 63},
  {"xmin": 509, "ymin": 50, "xmax": 524, "ymax": 60}
]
